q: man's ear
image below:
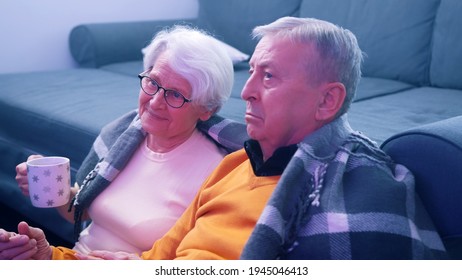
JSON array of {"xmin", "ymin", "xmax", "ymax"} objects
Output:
[{"xmin": 315, "ymin": 82, "xmax": 346, "ymax": 121}]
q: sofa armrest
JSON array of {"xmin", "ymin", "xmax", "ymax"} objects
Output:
[
  {"xmin": 381, "ymin": 116, "xmax": 462, "ymax": 259},
  {"xmin": 69, "ymin": 19, "xmax": 197, "ymax": 68}
]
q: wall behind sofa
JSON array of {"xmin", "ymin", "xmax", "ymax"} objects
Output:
[{"xmin": 0, "ymin": 0, "xmax": 198, "ymax": 74}]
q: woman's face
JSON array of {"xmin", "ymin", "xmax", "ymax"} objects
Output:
[{"xmin": 138, "ymin": 52, "xmax": 212, "ymax": 150}]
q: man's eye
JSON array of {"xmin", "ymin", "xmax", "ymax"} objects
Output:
[{"xmin": 264, "ymin": 72, "xmax": 273, "ymax": 79}]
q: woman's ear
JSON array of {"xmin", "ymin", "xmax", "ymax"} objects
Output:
[
  {"xmin": 315, "ymin": 82, "xmax": 346, "ymax": 121},
  {"xmin": 198, "ymin": 107, "xmax": 217, "ymax": 121}
]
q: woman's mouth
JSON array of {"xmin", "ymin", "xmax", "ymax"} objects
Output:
[{"xmin": 144, "ymin": 106, "xmax": 168, "ymax": 121}]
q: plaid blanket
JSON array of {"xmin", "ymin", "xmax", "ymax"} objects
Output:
[
  {"xmin": 72, "ymin": 109, "xmax": 248, "ymax": 240},
  {"xmin": 241, "ymin": 115, "xmax": 448, "ymax": 259}
]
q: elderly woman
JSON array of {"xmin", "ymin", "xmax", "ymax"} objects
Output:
[{"xmin": 1, "ymin": 25, "xmax": 246, "ymax": 260}]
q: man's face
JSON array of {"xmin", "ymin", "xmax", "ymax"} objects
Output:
[{"xmin": 241, "ymin": 36, "xmax": 326, "ymax": 159}]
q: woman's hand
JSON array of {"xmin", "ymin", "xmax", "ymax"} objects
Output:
[
  {"xmin": 0, "ymin": 221, "xmax": 51, "ymax": 260},
  {"xmin": 0, "ymin": 228, "xmax": 36, "ymax": 260},
  {"xmin": 16, "ymin": 154, "xmax": 78, "ymax": 223},
  {"xmin": 18, "ymin": 221, "xmax": 52, "ymax": 260},
  {"xmin": 15, "ymin": 154, "xmax": 43, "ymax": 196}
]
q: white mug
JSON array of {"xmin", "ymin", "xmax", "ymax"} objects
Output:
[{"xmin": 27, "ymin": 156, "xmax": 71, "ymax": 208}]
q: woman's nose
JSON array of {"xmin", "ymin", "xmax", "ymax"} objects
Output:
[{"xmin": 150, "ymin": 90, "xmax": 167, "ymax": 107}]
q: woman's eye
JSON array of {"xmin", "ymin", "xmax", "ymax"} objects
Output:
[
  {"xmin": 171, "ymin": 91, "xmax": 182, "ymax": 99},
  {"xmin": 147, "ymin": 80, "xmax": 158, "ymax": 89}
]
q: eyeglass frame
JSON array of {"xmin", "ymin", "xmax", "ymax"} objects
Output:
[{"xmin": 138, "ymin": 70, "xmax": 192, "ymax": 109}]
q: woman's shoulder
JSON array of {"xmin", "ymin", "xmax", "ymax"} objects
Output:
[{"xmin": 100, "ymin": 109, "xmax": 138, "ymax": 136}]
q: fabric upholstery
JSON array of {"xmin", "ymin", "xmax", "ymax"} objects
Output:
[
  {"xmin": 69, "ymin": 19, "xmax": 196, "ymax": 68},
  {"xmin": 99, "ymin": 61, "xmax": 144, "ymax": 76},
  {"xmin": 300, "ymin": 0, "xmax": 440, "ymax": 86},
  {"xmin": 348, "ymin": 87, "xmax": 462, "ymax": 145},
  {"xmin": 354, "ymin": 77, "xmax": 414, "ymax": 102},
  {"xmin": 0, "ymin": 69, "xmax": 139, "ymax": 167},
  {"xmin": 381, "ymin": 116, "xmax": 462, "ymax": 259},
  {"xmin": 196, "ymin": 0, "xmax": 302, "ymax": 55},
  {"xmin": 430, "ymin": 0, "xmax": 462, "ymax": 89}
]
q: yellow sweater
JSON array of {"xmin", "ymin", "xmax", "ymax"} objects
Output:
[
  {"xmin": 141, "ymin": 148, "xmax": 280, "ymax": 260},
  {"xmin": 52, "ymin": 148, "xmax": 280, "ymax": 260}
]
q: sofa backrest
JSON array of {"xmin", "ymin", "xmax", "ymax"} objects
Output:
[
  {"xmin": 430, "ymin": 0, "xmax": 462, "ymax": 90},
  {"xmin": 299, "ymin": 0, "xmax": 441, "ymax": 86},
  {"xmin": 196, "ymin": 0, "xmax": 302, "ymax": 56},
  {"xmin": 69, "ymin": 19, "xmax": 196, "ymax": 68}
]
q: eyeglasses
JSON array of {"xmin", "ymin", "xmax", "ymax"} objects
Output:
[{"xmin": 138, "ymin": 73, "xmax": 192, "ymax": 108}]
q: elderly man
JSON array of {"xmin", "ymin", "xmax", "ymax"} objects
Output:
[{"xmin": 1, "ymin": 17, "xmax": 447, "ymax": 260}]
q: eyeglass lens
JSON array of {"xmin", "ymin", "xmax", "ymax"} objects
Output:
[{"xmin": 140, "ymin": 76, "xmax": 189, "ymax": 108}]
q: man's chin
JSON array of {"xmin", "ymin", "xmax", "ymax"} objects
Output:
[{"xmin": 246, "ymin": 126, "xmax": 262, "ymax": 141}]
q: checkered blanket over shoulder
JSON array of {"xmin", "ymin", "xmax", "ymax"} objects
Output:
[
  {"xmin": 241, "ymin": 115, "xmax": 448, "ymax": 260},
  {"xmin": 71, "ymin": 109, "xmax": 248, "ymax": 240}
]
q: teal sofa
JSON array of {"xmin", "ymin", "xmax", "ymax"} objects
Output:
[{"xmin": 0, "ymin": 0, "xmax": 461, "ymax": 258}]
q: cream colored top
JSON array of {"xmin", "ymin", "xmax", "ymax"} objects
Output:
[{"xmin": 73, "ymin": 129, "xmax": 225, "ymax": 255}]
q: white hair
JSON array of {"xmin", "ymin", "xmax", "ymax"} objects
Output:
[
  {"xmin": 143, "ymin": 25, "xmax": 234, "ymax": 112},
  {"xmin": 253, "ymin": 17, "xmax": 364, "ymax": 117}
]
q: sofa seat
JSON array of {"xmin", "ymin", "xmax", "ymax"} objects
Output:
[
  {"xmin": 99, "ymin": 61, "xmax": 144, "ymax": 77},
  {"xmin": 349, "ymin": 87, "xmax": 462, "ymax": 144},
  {"xmin": 0, "ymin": 69, "xmax": 139, "ymax": 168},
  {"xmin": 354, "ymin": 77, "xmax": 415, "ymax": 102}
]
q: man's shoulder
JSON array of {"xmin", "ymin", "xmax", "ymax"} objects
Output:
[{"xmin": 220, "ymin": 148, "xmax": 249, "ymax": 169}]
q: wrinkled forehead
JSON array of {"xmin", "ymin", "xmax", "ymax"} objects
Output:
[{"xmin": 251, "ymin": 36, "xmax": 316, "ymax": 70}]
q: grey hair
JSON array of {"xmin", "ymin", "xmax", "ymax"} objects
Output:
[
  {"xmin": 143, "ymin": 25, "xmax": 234, "ymax": 112},
  {"xmin": 252, "ymin": 17, "xmax": 364, "ymax": 117}
]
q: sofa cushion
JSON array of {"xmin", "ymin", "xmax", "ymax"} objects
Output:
[
  {"xmin": 348, "ymin": 87, "xmax": 462, "ymax": 144},
  {"xmin": 197, "ymin": 0, "xmax": 302, "ymax": 55},
  {"xmin": 100, "ymin": 61, "xmax": 144, "ymax": 77},
  {"xmin": 0, "ymin": 69, "xmax": 139, "ymax": 168},
  {"xmin": 212, "ymin": 38, "xmax": 250, "ymax": 64},
  {"xmin": 354, "ymin": 77, "xmax": 414, "ymax": 102},
  {"xmin": 300, "ymin": 0, "xmax": 440, "ymax": 86},
  {"xmin": 430, "ymin": 0, "xmax": 462, "ymax": 90}
]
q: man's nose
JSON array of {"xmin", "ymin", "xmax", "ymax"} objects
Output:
[{"xmin": 241, "ymin": 76, "xmax": 257, "ymax": 101}]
